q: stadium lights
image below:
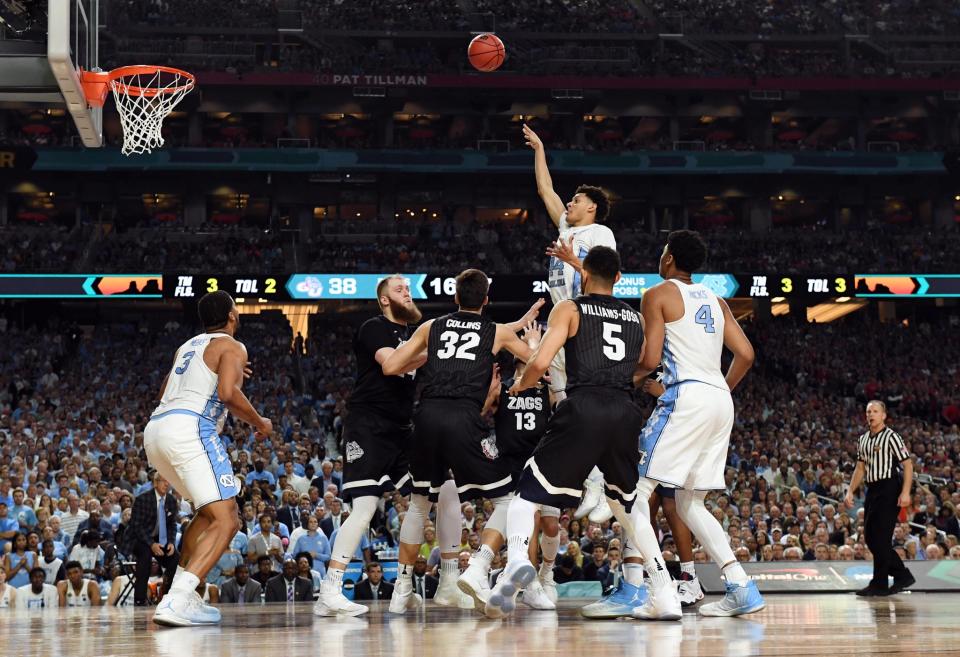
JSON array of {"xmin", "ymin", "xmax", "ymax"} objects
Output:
[
  {"xmin": 836, "ymin": 296, "xmax": 851, "ymax": 302},
  {"xmin": 771, "ymin": 296, "xmax": 786, "ymax": 302}
]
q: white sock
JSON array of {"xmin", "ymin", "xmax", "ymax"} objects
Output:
[
  {"xmin": 623, "ymin": 563, "xmax": 644, "ymax": 587},
  {"xmin": 324, "ymin": 567, "xmax": 344, "ymax": 585},
  {"xmin": 440, "ymin": 558, "xmax": 459, "ymax": 582},
  {"xmin": 329, "ymin": 496, "xmax": 378, "ymax": 564},
  {"xmin": 722, "ymin": 562, "xmax": 749, "ymax": 586},
  {"xmin": 436, "ymin": 481, "xmax": 463, "ymax": 552},
  {"xmin": 171, "ymin": 565, "xmax": 186, "ymax": 588},
  {"xmin": 469, "ymin": 544, "xmax": 495, "ymax": 572},
  {"xmin": 170, "ymin": 571, "xmax": 199, "ymax": 596},
  {"xmin": 397, "ymin": 563, "xmax": 413, "ymax": 587},
  {"xmin": 505, "ymin": 497, "xmax": 538, "ymax": 562},
  {"xmin": 539, "ymin": 532, "xmax": 559, "ymax": 567},
  {"xmin": 611, "ymin": 480, "xmax": 666, "ymax": 588},
  {"xmin": 681, "ymin": 561, "xmax": 696, "ymax": 577},
  {"xmin": 645, "ymin": 556, "xmax": 671, "ymax": 588}
]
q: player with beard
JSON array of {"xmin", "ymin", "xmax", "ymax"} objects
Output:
[
  {"xmin": 314, "ymin": 275, "xmax": 425, "ymax": 616},
  {"xmin": 314, "ymin": 275, "xmax": 544, "ymax": 616}
]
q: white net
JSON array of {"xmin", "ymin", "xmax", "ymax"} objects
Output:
[{"xmin": 110, "ymin": 69, "xmax": 194, "ymax": 156}]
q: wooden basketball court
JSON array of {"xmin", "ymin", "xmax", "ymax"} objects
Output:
[{"xmin": 3, "ymin": 595, "xmax": 958, "ymax": 656}]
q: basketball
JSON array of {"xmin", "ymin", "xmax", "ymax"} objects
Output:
[{"xmin": 468, "ymin": 33, "xmax": 505, "ymax": 72}]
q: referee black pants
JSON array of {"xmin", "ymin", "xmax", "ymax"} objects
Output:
[{"xmin": 864, "ymin": 478, "xmax": 911, "ymax": 589}]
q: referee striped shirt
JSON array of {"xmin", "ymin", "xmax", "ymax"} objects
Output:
[{"xmin": 857, "ymin": 427, "xmax": 910, "ymax": 483}]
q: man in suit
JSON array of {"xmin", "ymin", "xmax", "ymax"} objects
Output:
[
  {"xmin": 264, "ymin": 559, "xmax": 313, "ymax": 603},
  {"xmin": 353, "ymin": 562, "xmax": 394, "ymax": 601},
  {"xmin": 219, "ymin": 564, "xmax": 262, "ymax": 604},
  {"xmin": 411, "ymin": 555, "xmax": 438, "ymax": 600},
  {"xmin": 319, "ymin": 498, "xmax": 346, "ymax": 538},
  {"xmin": 275, "ymin": 491, "xmax": 302, "ymax": 534},
  {"xmin": 310, "ymin": 461, "xmax": 342, "ymax": 497},
  {"xmin": 125, "ymin": 473, "xmax": 179, "ymax": 605}
]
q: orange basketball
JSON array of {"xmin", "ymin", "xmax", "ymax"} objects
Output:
[{"xmin": 468, "ymin": 33, "xmax": 505, "ymax": 73}]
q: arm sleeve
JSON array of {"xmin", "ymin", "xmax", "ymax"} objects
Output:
[
  {"xmin": 557, "ymin": 212, "xmax": 569, "ymax": 232},
  {"xmin": 890, "ymin": 432, "xmax": 911, "ymax": 462},
  {"xmin": 357, "ymin": 320, "xmax": 395, "ymax": 355}
]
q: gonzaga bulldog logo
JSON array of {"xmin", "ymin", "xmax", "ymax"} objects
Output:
[
  {"xmin": 346, "ymin": 441, "xmax": 365, "ymax": 463},
  {"xmin": 480, "ymin": 435, "xmax": 500, "ymax": 460},
  {"xmin": 295, "ymin": 276, "xmax": 324, "ymax": 298}
]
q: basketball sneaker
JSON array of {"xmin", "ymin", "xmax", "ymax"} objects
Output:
[
  {"xmin": 153, "ymin": 591, "xmax": 220, "ymax": 626},
  {"xmin": 539, "ymin": 567, "xmax": 558, "ymax": 604},
  {"xmin": 520, "ymin": 578, "xmax": 556, "ymax": 610},
  {"xmin": 388, "ymin": 578, "xmax": 423, "ymax": 614},
  {"xmin": 698, "ymin": 581, "xmax": 765, "ymax": 617},
  {"xmin": 574, "ymin": 477, "xmax": 604, "ymax": 519},
  {"xmin": 313, "ymin": 579, "xmax": 369, "ymax": 616},
  {"xmin": 587, "ymin": 495, "xmax": 614, "ymax": 523},
  {"xmin": 677, "ymin": 572, "xmax": 704, "ymax": 607},
  {"xmin": 457, "ymin": 564, "xmax": 492, "ymax": 610},
  {"xmin": 484, "ymin": 559, "xmax": 537, "ymax": 619},
  {"xmin": 632, "ymin": 582, "xmax": 682, "ymax": 621},
  {"xmin": 433, "ymin": 572, "xmax": 462, "ymax": 607},
  {"xmin": 580, "ymin": 580, "xmax": 648, "ymax": 619}
]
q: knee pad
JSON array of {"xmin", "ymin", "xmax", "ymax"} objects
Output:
[{"xmin": 399, "ymin": 494, "xmax": 432, "ymax": 545}]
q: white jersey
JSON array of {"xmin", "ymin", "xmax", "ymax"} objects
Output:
[
  {"xmin": 39, "ymin": 557, "xmax": 62, "ymax": 585},
  {"xmin": 660, "ymin": 279, "xmax": 728, "ymax": 391},
  {"xmin": 0, "ymin": 584, "xmax": 11, "ymax": 608},
  {"xmin": 16, "ymin": 583, "xmax": 58, "ymax": 609},
  {"xmin": 64, "ymin": 579, "xmax": 94, "ymax": 607},
  {"xmin": 153, "ymin": 333, "xmax": 230, "ymax": 429},
  {"xmin": 548, "ymin": 212, "xmax": 617, "ymax": 305}
]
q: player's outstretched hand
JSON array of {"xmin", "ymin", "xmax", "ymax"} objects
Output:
[
  {"xmin": 255, "ymin": 417, "xmax": 273, "ymax": 439},
  {"xmin": 522, "ymin": 123, "xmax": 543, "ymax": 151},
  {"xmin": 508, "ymin": 380, "xmax": 526, "ymax": 396},
  {"xmin": 521, "ymin": 319, "xmax": 542, "ymax": 347},
  {"xmin": 243, "ymin": 365, "xmax": 253, "ymax": 380},
  {"xmin": 518, "ymin": 298, "xmax": 546, "ymax": 329},
  {"xmin": 546, "ymin": 236, "xmax": 578, "ymax": 268}
]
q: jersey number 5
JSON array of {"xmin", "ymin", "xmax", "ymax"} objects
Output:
[
  {"xmin": 602, "ymin": 322, "xmax": 625, "ymax": 361},
  {"xmin": 437, "ymin": 331, "xmax": 480, "ymax": 361}
]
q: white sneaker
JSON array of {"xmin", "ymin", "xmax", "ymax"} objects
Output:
[
  {"xmin": 434, "ymin": 570, "xmax": 461, "ymax": 607},
  {"xmin": 457, "ymin": 564, "xmax": 491, "ymax": 610},
  {"xmin": 677, "ymin": 574, "xmax": 704, "ymax": 607},
  {"xmin": 388, "ymin": 578, "xmax": 423, "ymax": 614},
  {"xmin": 539, "ymin": 568, "xmax": 558, "ymax": 604},
  {"xmin": 153, "ymin": 591, "xmax": 219, "ymax": 627},
  {"xmin": 521, "ymin": 578, "xmax": 556, "ymax": 610},
  {"xmin": 313, "ymin": 579, "xmax": 369, "ymax": 616},
  {"xmin": 457, "ymin": 590, "xmax": 476, "ymax": 609},
  {"xmin": 588, "ymin": 495, "xmax": 613, "ymax": 523},
  {"xmin": 574, "ymin": 478, "xmax": 604, "ymax": 519},
  {"xmin": 632, "ymin": 582, "xmax": 682, "ymax": 621},
  {"xmin": 484, "ymin": 559, "xmax": 537, "ymax": 619}
]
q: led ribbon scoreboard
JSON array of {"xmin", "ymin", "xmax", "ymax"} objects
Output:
[{"xmin": 0, "ymin": 274, "xmax": 958, "ymax": 300}]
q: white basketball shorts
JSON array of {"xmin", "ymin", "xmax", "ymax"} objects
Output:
[
  {"xmin": 144, "ymin": 409, "xmax": 241, "ymax": 509},
  {"xmin": 638, "ymin": 381, "xmax": 733, "ymax": 490}
]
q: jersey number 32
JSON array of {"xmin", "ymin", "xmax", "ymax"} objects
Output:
[{"xmin": 437, "ymin": 331, "xmax": 480, "ymax": 361}]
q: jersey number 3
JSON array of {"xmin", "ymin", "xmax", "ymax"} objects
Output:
[
  {"xmin": 175, "ymin": 351, "xmax": 195, "ymax": 375},
  {"xmin": 437, "ymin": 331, "xmax": 480, "ymax": 361}
]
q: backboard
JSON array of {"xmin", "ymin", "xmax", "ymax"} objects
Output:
[{"xmin": 0, "ymin": 0, "xmax": 102, "ymax": 146}]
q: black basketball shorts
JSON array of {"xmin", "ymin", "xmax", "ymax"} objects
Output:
[
  {"xmin": 340, "ymin": 408, "xmax": 413, "ymax": 502},
  {"xmin": 516, "ymin": 388, "xmax": 646, "ymax": 512},
  {"xmin": 410, "ymin": 399, "xmax": 513, "ymax": 503}
]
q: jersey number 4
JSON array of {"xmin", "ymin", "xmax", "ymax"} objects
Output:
[
  {"xmin": 437, "ymin": 331, "xmax": 480, "ymax": 361},
  {"xmin": 695, "ymin": 305, "xmax": 716, "ymax": 333}
]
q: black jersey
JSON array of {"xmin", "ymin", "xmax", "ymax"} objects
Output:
[
  {"xmin": 419, "ymin": 311, "xmax": 496, "ymax": 406},
  {"xmin": 494, "ymin": 379, "xmax": 550, "ymax": 459},
  {"xmin": 565, "ymin": 294, "xmax": 643, "ymax": 393},
  {"xmin": 347, "ymin": 315, "xmax": 416, "ymax": 422}
]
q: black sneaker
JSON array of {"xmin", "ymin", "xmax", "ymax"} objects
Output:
[
  {"xmin": 890, "ymin": 574, "xmax": 916, "ymax": 594},
  {"xmin": 855, "ymin": 585, "xmax": 890, "ymax": 597}
]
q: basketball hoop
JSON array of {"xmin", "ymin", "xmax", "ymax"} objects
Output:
[{"xmin": 81, "ymin": 66, "xmax": 196, "ymax": 156}]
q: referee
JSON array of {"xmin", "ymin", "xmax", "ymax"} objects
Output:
[{"xmin": 844, "ymin": 400, "xmax": 915, "ymax": 596}]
